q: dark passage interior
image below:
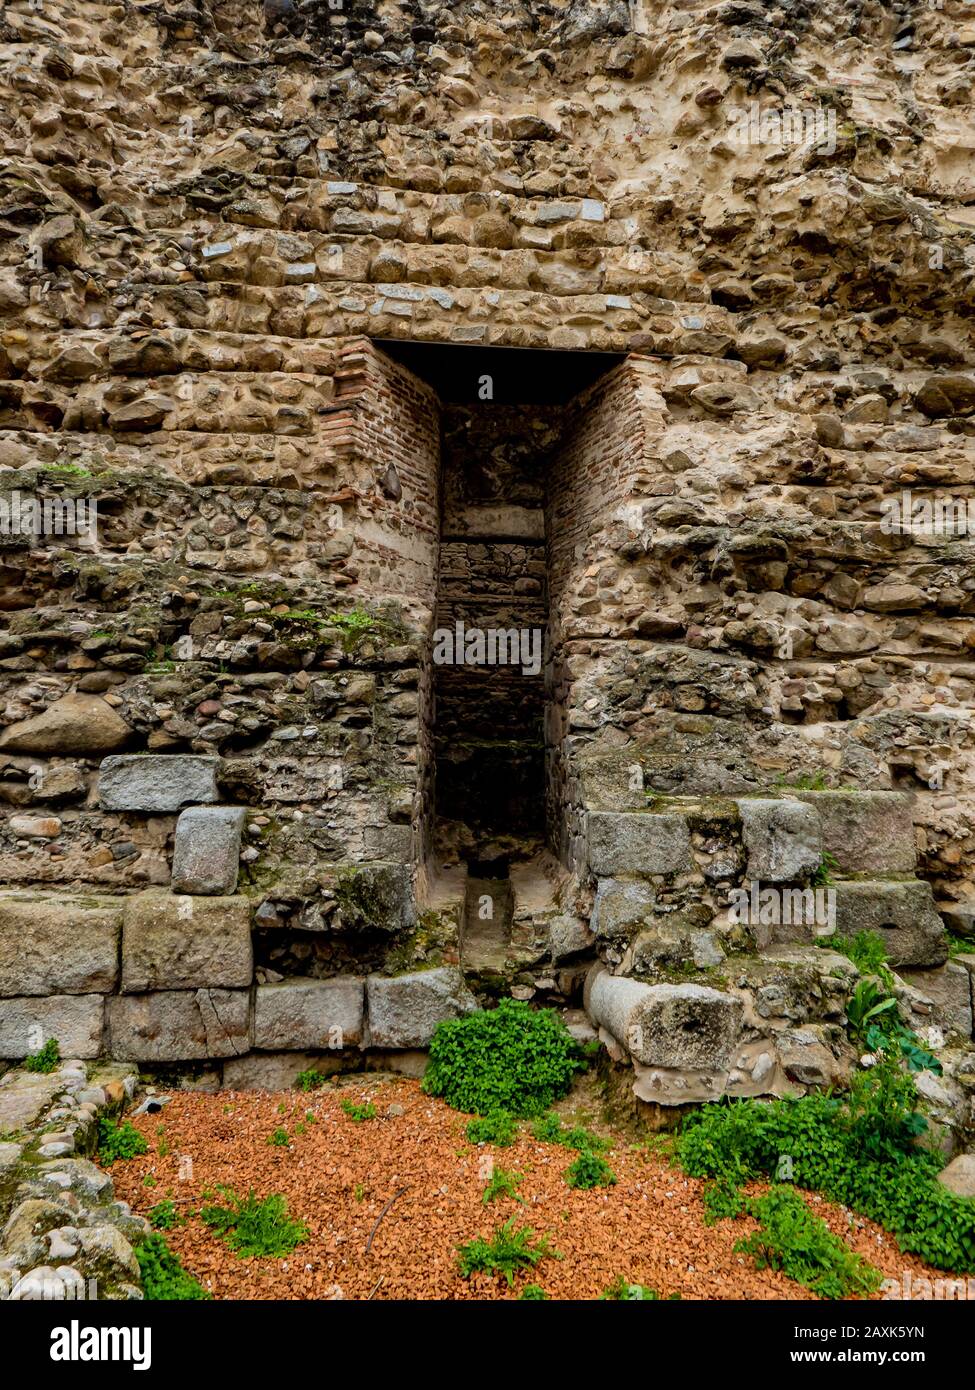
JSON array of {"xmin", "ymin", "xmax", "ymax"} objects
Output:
[
  {"xmin": 375, "ymin": 340, "xmax": 623, "ymax": 975},
  {"xmin": 433, "ymin": 400, "xmax": 557, "ymax": 870},
  {"xmin": 376, "ymin": 339, "xmax": 623, "ymax": 878}
]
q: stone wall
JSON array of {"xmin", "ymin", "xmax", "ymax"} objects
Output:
[{"xmin": 1, "ymin": 0, "xmax": 975, "ymax": 1104}]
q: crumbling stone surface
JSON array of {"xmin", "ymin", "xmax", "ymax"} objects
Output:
[
  {"xmin": 108, "ymin": 989, "xmax": 252, "ymax": 1061},
  {"xmin": 832, "ymin": 880, "xmax": 948, "ymax": 969},
  {"xmin": 737, "ymin": 799, "xmax": 822, "ymax": 883},
  {"xmin": 98, "ymin": 756, "xmax": 221, "ymax": 813}
]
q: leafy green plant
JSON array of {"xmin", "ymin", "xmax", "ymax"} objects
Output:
[
  {"xmin": 456, "ymin": 1218, "xmax": 559, "ymax": 1287},
  {"xmin": 702, "ymin": 1177, "xmax": 745, "ymax": 1224},
  {"xmin": 340, "ymin": 1098, "xmax": 376, "ymax": 1122},
  {"xmin": 734, "ymin": 1186, "xmax": 882, "ymax": 1300},
  {"xmin": 811, "ymin": 850, "xmax": 839, "ymax": 887},
  {"xmin": 135, "ymin": 1235, "xmax": 210, "ymax": 1301},
  {"xmin": 148, "ymin": 1200, "xmax": 184, "ymax": 1231},
  {"xmin": 599, "ymin": 1277, "xmax": 681, "ymax": 1301},
  {"xmin": 676, "ymin": 1071, "xmax": 975, "ymax": 1273},
  {"xmin": 564, "ymin": 1151, "xmax": 616, "ymax": 1190},
  {"xmin": 268, "ymin": 1128, "xmax": 290, "ymax": 1147},
  {"xmin": 518, "ymin": 1283, "xmax": 549, "ymax": 1300},
  {"xmin": 467, "ymin": 1111, "xmax": 517, "ymax": 1147},
  {"xmin": 845, "ymin": 1055, "xmax": 928, "ymax": 1162},
  {"xmin": 846, "ymin": 978, "xmax": 942, "ymax": 1075},
  {"xmin": 847, "ymin": 978, "xmax": 898, "ymax": 1036},
  {"xmin": 97, "ymin": 1118, "xmax": 149, "ymax": 1164},
  {"xmin": 23, "ymin": 1038, "xmax": 60, "ymax": 1073},
  {"xmin": 531, "ymin": 1112, "xmax": 611, "ymax": 1153},
  {"xmin": 825, "ymin": 930, "xmax": 893, "ymax": 984},
  {"xmin": 424, "ymin": 1000, "xmax": 585, "ymax": 1118},
  {"xmin": 483, "ymin": 1167, "xmax": 524, "ymax": 1205},
  {"xmin": 295, "ymin": 1068, "xmax": 327, "ymax": 1092},
  {"xmin": 326, "ymin": 608, "xmax": 376, "ymax": 651},
  {"xmin": 200, "ymin": 1188, "xmax": 308, "ymax": 1258}
]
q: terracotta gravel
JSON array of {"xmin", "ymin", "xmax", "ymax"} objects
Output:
[{"xmin": 111, "ymin": 1077, "xmax": 955, "ymax": 1301}]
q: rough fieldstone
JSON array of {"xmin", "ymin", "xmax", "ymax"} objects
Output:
[
  {"xmin": 590, "ymin": 878, "xmax": 656, "ymax": 940},
  {"xmin": 795, "ymin": 790, "xmax": 916, "ymax": 874},
  {"xmin": 0, "ymin": 1071, "xmax": 63, "ymax": 1132},
  {"xmin": 0, "ymin": 892, "xmax": 121, "ymax": 996},
  {"xmin": 78, "ymin": 1225, "xmax": 139, "ymax": 1282},
  {"xmin": 97, "ymin": 754, "xmax": 220, "ymax": 811},
  {"xmin": 548, "ymin": 916, "xmax": 593, "ymax": 962},
  {"xmin": 0, "ymin": 694, "xmax": 131, "ymax": 756},
  {"xmin": 586, "ymin": 968, "xmax": 743, "ymax": 1070},
  {"xmin": 171, "ymin": 805, "xmax": 247, "ymax": 895},
  {"xmin": 254, "ymin": 977, "xmax": 364, "ymax": 1051},
  {"xmin": 941, "ymin": 903, "xmax": 975, "ymax": 941},
  {"xmin": 737, "ymin": 799, "xmax": 822, "ymax": 881},
  {"xmin": 832, "ymin": 880, "xmax": 947, "ymax": 968},
  {"xmin": 0, "ymin": 996, "xmax": 105, "ymax": 1060},
  {"xmin": 108, "ymin": 989, "xmax": 251, "ymax": 1061},
  {"xmin": 937, "ymin": 1154, "xmax": 975, "ymax": 1197},
  {"xmin": 586, "ymin": 811, "xmax": 692, "ymax": 875},
  {"xmin": 901, "ymin": 961, "xmax": 974, "ymax": 1040},
  {"xmin": 121, "ymin": 889, "xmax": 252, "ymax": 992},
  {"xmin": 365, "ymin": 967, "xmax": 476, "ymax": 1048}
]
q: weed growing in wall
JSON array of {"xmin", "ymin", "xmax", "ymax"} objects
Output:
[{"xmin": 22, "ymin": 1038, "xmax": 60, "ymax": 1073}]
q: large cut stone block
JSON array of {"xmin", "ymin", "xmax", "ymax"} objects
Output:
[
  {"xmin": 254, "ymin": 977, "xmax": 364, "ymax": 1051},
  {"xmin": 0, "ymin": 891, "xmax": 121, "ymax": 997},
  {"xmin": 586, "ymin": 968, "xmax": 743, "ymax": 1070},
  {"xmin": 795, "ymin": 790, "xmax": 916, "ymax": 874},
  {"xmin": 832, "ymin": 880, "xmax": 947, "ymax": 968},
  {"xmin": 0, "ymin": 996, "xmax": 104, "ymax": 1059},
  {"xmin": 737, "ymin": 799, "xmax": 821, "ymax": 881},
  {"xmin": 366, "ymin": 967, "xmax": 476, "ymax": 1048},
  {"xmin": 108, "ymin": 989, "xmax": 251, "ymax": 1061},
  {"xmin": 586, "ymin": 811, "xmax": 692, "ymax": 876},
  {"xmin": 171, "ymin": 806, "xmax": 247, "ymax": 895},
  {"xmin": 98, "ymin": 755, "xmax": 220, "ymax": 812},
  {"xmin": 121, "ymin": 889, "xmax": 252, "ymax": 992},
  {"xmin": 590, "ymin": 878, "xmax": 656, "ymax": 941}
]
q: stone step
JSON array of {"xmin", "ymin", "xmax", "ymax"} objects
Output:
[{"xmin": 461, "ymin": 874, "xmax": 513, "ymax": 973}]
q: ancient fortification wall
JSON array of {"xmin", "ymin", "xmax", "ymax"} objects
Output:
[{"xmin": 1, "ymin": 0, "xmax": 975, "ymax": 1120}]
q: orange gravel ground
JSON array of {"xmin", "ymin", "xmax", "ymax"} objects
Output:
[{"xmin": 112, "ymin": 1076, "xmax": 953, "ymax": 1301}]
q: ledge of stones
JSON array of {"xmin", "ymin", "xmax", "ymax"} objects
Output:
[{"xmin": 0, "ymin": 1058, "xmax": 145, "ymax": 1301}]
